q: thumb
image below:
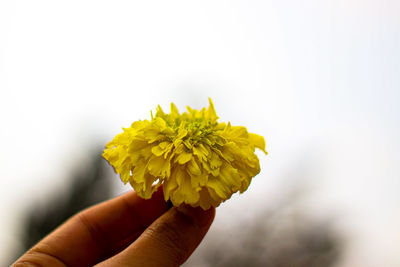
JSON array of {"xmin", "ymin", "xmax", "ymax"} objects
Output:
[{"xmin": 96, "ymin": 205, "xmax": 215, "ymax": 267}]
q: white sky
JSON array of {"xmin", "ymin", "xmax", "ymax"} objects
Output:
[{"xmin": 1, "ymin": 1, "xmax": 399, "ymax": 266}]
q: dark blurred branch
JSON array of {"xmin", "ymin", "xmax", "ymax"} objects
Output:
[
  {"xmin": 199, "ymin": 189, "xmax": 342, "ymax": 267},
  {"xmin": 9, "ymin": 148, "xmax": 113, "ymax": 265}
]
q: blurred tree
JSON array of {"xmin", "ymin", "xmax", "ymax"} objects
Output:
[
  {"xmin": 9, "ymin": 149, "xmax": 113, "ymax": 265},
  {"xmin": 198, "ymin": 191, "xmax": 341, "ymax": 267}
]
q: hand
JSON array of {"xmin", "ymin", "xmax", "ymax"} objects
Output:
[{"xmin": 13, "ymin": 187, "xmax": 215, "ymax": 267}]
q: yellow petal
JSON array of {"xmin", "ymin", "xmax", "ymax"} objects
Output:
[
  {"xmin": 172, "ymin": 169, "xmax": 200, "ymax": 205},
  {"xmin": 175, "ymin": 151, "xmax": 192, "ymax": 164},
  {"xmin": 170, "ymin": 102, "xmax": 180, "ymax": 116},
  {"xmin": 148, "ymin": 155, "xmax": 171, "ymax": 178},
  {"xmin": 193, "ymin": 144, "xmax": 209, "ymax": 162},
  {"xmin": 248, "ymin": 133, "xmax": 268, "ymax": 154},
  {"xmin": 151, "ymin": 141, "xmax": 173, "ymax": 157},
  {"xmin": 187, "ymin": 158, "xmax": 202, "ymax": 176},
  {"xmin": 163, "ymin": 173, "xmax": 178, "ymax": 201},
  {"xmin": 209, "ymin": 151, "xmax": 222, "ymax": 169},
  {"xmin": 205, "ymin": 97, "xmax": 218, "ymax": 121},
  {"xmin": 131, "ymin": 160, "xmax": 147, "ymax": 184},
  {"xmin": 176, "ymin": 128, "xmax": 188, "ymax": 140}
]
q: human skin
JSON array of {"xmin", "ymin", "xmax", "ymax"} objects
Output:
[{"xmin": 12, "ymin": 187, "xmax": 215, "ymax": 267}]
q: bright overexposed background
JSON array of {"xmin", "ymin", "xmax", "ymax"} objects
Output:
[{"xmin": 1, "ymin": 1, "xmax": 399, "ymax": 266}]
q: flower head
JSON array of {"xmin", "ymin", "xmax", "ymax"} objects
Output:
[{"xmin": 103, "ymin": 98, "xmax": 267, "ymax": 209}]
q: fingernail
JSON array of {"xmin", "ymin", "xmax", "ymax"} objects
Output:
[{"xmin": 176, "ymin": 205, "xmax": 215, "ymax": 227}]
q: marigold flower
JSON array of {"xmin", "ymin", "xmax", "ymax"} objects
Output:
[{"xmin": 103, "ymin": 98, "xmax": 267, "ymax": 209}]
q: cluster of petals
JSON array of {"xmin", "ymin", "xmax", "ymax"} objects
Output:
[{"xmin": 103, "ymin": 99, "xmax": 267, "ymax": 209}]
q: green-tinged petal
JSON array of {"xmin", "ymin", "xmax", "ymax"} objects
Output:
[{"xmin": 176, "ymin": 128, "xmax": 188, "ymax": 140}]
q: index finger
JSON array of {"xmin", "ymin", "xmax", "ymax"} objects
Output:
[{"xmin": 14, "ymin": 187, "xmax": 169, "ymax": 267}]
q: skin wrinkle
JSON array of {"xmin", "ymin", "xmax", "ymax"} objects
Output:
[
  {"xmin": 120, "ymin": 194, "xmax": 146, "ymax": 232},
  {"xmin": 76, "ymin": 212, "xmax": 108, "ymax": 258},
  {"xmin": 142, "ymin": 229, "xmax": 186, "ymax": 265},
  {"xmin": 94, "ymin": 189, "xmax": 169, "ymax": 263},
  {"xmin": 141, "ymin": 208, "xmax": 199, "ymax": 265},
  {"xmin": 75, "ymin": 195, "xmax": 150, "ymax": 264},
  {"xmin": 96, "ymin": 197, "xmax": 149, "ymax": 260},
  {"xmin": 13, "ymin": 262, "xmax": 43, "ymax": 267},
  {"xmin": 110, "ymin": 229, "xmax": 144, "ymax": 253},
  {"xmin": 16, "ymin": 250, "xmax": 68, "ymax": 267},
  {"xmin": 95, "ymin": 228, "xmax": 146, "ymax": 265}
]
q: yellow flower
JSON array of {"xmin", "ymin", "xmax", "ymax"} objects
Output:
[{"xmin": 103, "ymin": 98, "xmax": 267, "ymax": 209}]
